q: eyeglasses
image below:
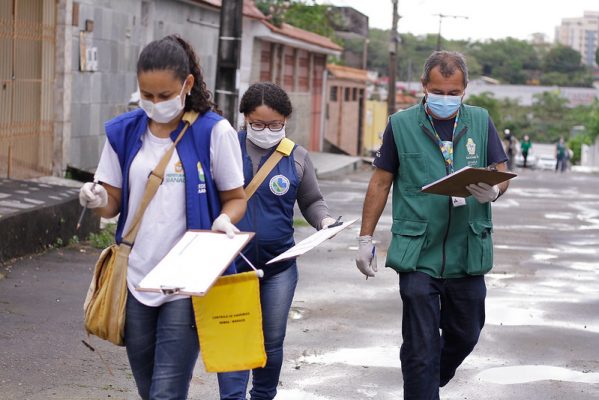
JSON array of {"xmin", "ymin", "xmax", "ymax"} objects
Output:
[{"xmin": 248, "ymin": 121, "xmax": 285, "ymax": 132}]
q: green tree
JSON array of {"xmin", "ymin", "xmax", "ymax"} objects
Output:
[
  {"xmin": 466, "ymin": 92, "xmax": 502, "ymax": 126},
  {"xmin": 596, "ymin": 47, "xmax": 599, "ymax": 66},
  {"xmin": 469, "ymin": 38, "xmax": 540, "ymax": 84},
  {"xmin": 531, "ymin": 91, "xmax": 570, "ymax": 142},
  {"xmin": 256, "ymin": 0, "xmax": 338, "ymax": 40},
  {"xmin": 543, "ymin": 45, "xmax": 584, "ymax": 74}
]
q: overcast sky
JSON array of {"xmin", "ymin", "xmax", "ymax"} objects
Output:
[{"xmin": 317, "ymin": 0, "xmax": 599, "ymax": 42}]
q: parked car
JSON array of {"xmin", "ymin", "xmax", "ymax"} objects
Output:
[{"xmin": 536, "ymin": 155, "xmax": 557, "ymax": 170}]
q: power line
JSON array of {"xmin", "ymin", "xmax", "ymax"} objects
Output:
[{"xmin": 433, "ymin": 13, "xmax": 469, "ymax": 50}]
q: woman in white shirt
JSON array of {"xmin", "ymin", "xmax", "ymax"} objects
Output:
[{"xmin": 78, "ymin": 35, "xmax": 246, "ymax": 399}]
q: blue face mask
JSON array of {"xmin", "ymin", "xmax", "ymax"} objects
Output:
[{"xmin": 426, "ymin": 93, "xmax": 462, "ymax": 119}]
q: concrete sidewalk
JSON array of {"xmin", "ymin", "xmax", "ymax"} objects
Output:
[
  {"xmin": 309, "ymin": 152, "xmax": 363, "ymax": 179},
  {"xmin": 0, "ymin": 178, "xmax": 99, "ymax": 263}
]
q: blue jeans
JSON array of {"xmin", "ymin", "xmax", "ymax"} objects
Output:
[
  {"xmin": 125, "ymin": 291, "xmax": 199, "ymax": 400},
  {"xmin": 218, "ymin": 264, "xmax": 299, "ymax": 400},
  {"xmin": 399, "ymin": 271, "xmax": 486, "ymax": 400}
]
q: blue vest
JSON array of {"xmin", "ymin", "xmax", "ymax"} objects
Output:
[
  {"xmin": 236, "ymin": 132, "xmax": 299, "ymax": 278},
  {"xmin": 104, "ymin": 108, "xmax": 236, "ymax": 275}
]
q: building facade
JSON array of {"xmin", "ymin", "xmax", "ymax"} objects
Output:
[
  {"xmin": 0, "ymin": 0, "xmax": 341, "ymax": 179},
  {"xmin": 324, "ymin": 64, "xmax": 367, "ymax": 156},
  {"xmin": 556, "ymin": 11, "xmax": 599, "ymax": 68}
]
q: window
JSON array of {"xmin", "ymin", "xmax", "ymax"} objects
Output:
[
  {"xmin": 345, "ymin": 87, "xmax": 350, "ymax": 101},
  {"xmin": 353, "ymin": 87, "xmax": 358, "ymax": 101},
  {"xmin": 330, "ymin": 86, "xmax": 338, "ymax": 101}
]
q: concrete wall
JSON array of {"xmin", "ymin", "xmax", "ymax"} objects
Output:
[
  {"xmin": 364, "ymin": 100, "xmax": 387, "ymax": 156},
  {"xmin": 67, "ymin": 0, "xmax": 220, "ymax": 172},
  {"xmin": 287, "ymin": 93, "xmax": 312, "ymax": 149}
]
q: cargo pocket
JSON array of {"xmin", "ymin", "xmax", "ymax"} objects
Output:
[
  {"xmin": 467, "ymin": 220, "xmax": 493, "ymax": 275},
  {"xmin": 386, "ymin": 219, "xmax": 428, "ymax": 271}
]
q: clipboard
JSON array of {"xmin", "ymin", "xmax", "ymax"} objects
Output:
[
  {"xmin": 421, "ymin": 166, "xmax": 517, "ymax": 198},
  {"xmin": 137, "ymin": 230, "xmax": 255, "ymax": 296},
  {"xmin": 266, "ymin": 218, "xmax": 358, "ymax": 265}
]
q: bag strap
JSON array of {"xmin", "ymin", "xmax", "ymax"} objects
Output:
[
  {"xmin": 121, "ymin": 111, "xmax": 199, "ymax": 245},
  {"xmin": 245, "ymin": 138, "xmax": 295, "ymax": 200}
]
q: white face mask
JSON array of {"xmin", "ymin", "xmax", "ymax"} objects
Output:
[
  {"xmin": 247, "ymin": 126, "xmax": 286, "ymax": 149},
  {"xmin": 139, "ymin": 80, "xmax": 188, "ymax": 123}
]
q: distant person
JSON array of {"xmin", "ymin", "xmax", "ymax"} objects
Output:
[
  {"xmin": 355, "ymin": 50, "xmax": 509, "ymax": 399},
  {"xmin": 217, "ymin": 82, "xmax": 337, "ymax": 400},
  {"xmin": 504, "ymin": 129, "xmax": 516, "ymax": 170},
  {"xmin": 556, "ymin": 136, "xmax": 567, "ymax": 173},
  {"xmin": 520, "ymin": 135, "xmax": 532, "ymax": 168},
  {"xmin": 78, "ymin": 35, "xmax": 246, "ymax": 399}
]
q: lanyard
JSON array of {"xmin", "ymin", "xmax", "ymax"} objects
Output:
[{"xmin": 425, "ymin": 110, "xmax": 460, "ymax": 174}]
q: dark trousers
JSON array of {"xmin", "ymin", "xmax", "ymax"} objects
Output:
[{"xmin": 399, "ymin": 271, "xmax": 486, "ymax": 400}]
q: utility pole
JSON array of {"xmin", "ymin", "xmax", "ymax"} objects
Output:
[
  {"xmin": 387, "ymin": 0, "xmax": 399, "ymax": 116},
  {"xmin": 434, "ymin": 13, "xmax": 468, "ymax": 51},
  {"xmin": 215, "ymin": 0, "xmax": 243, "ymax": 126}
]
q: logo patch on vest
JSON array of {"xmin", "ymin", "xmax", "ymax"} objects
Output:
[
  {"xmin": 466, "ymin": 138, "xmax": 476, "ymax": 155},
  {"xmin": 197, "ymin": 161, "xmax": 206, "ymax": 193},
  {"xmin": 269, "ymin": 175, "xmax": 290, "ymax": 196},
  {"xmin": 465, "ymin": 138, "xmax": 480, "ymax": 166}
]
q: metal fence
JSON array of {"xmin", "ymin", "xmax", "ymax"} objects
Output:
[{"xmin": 0, "ymin": 0, "xmax": 55, "ymax": 179}]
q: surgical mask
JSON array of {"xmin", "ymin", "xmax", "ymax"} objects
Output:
[
  {"xmin": 426, "ymin": 93, "xmax": 462, "ymax": 119},
  {"xmin": 139, "ymin": 81, "xmax": 188, "ymax": 123},
  {"xmin": 247, "ymin": 126, "xmax": 286, "ymax": 149}
]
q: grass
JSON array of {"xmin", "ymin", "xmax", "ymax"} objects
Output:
[
  {"xmin": 88, "ymin": 223, "xmax": 117, "ymax": 249},
  {"xmin": 293, "ymin": 218, "xmax": 310, "ymax": 227}
]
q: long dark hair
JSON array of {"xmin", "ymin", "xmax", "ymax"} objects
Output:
[{"xmin": 137, "ymin": 34, "xmax": 220, "ymax": 115}]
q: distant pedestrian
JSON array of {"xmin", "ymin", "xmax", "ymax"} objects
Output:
[
  {"xmin": 504, "ymin": 129, "xmax": 516, "ymax": 171},
  {"xmin": 78, "ymin": 35, "xmax": 246, "ymax": 399},
  {"xmin": 356, "ymin": 50, "xmax": 509, "ymax": 399},
  {"xmin": 556, "ymin": 136, "xmax": 567, "ymax": 173},
  {"xmin": 217, "ymin": 82, "xmax": 337, "ymax": 400},
  {"xmin": 520, "ymin": 135, "xmax": 532, "ymax": 168}
]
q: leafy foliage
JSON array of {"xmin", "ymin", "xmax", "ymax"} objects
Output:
[
  {"xmin": 89, "ymin": 224, "xmax": 116, "ymax": 249},
  {"xmin": 469, "ymin": 38, "xmax": 540, "ymax": 84},
  {"xmin": 256, "ymin": 0, "xmax": 338, "ymax": 40}
]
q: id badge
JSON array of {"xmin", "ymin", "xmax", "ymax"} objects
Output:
[{"xmin": 452, "ymin": 196, "xmax": 466, "ymax": 208}]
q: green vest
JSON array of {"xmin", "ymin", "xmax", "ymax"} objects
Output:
[{"xmin": 386, "ymin": 102, "xmax": 494, "ymax": 278}]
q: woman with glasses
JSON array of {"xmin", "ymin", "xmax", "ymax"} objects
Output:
[{"xmin": 217, "ymin": 82, "xmax": 336, "ymax": 400}]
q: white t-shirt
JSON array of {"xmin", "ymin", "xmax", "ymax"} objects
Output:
[{"xmin": 95, "ymin": 119, "xmax": 244, "ymax": 307}]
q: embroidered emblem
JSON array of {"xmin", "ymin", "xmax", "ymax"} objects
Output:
[
  {"xmin": 466, "ymin": 138, "xmax": 476, "ymax": 156},
  {"xmin": 197, "ymin": 162, "xmax": 206, "ymax": 193},
  {"xmin": 269, "ymin": 175, "xmax": 290, "ymax": 196},
  {"xmin": 197, "ymin": 162, "xmax": 205, "ymax": 182}
]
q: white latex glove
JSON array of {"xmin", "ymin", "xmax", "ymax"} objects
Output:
[
  {"xmin": 79, "ymin": 182, "xmax": 108, "ymax": 209},
  {"xmin": 320, "ymin": 216, "xmax": 337, "ymax": 229},
  {"xmin": 355, "ymin": 235, "xmax": 377, "ymax": 278},
  {"xmin": 466, "ymin": 182, "xmax": 500, "ymax": 204},
  {"xmin": 211, "ymin": 213, "xmax": 240, "ymax": 238}
]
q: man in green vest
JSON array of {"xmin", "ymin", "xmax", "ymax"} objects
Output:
[{"xmin": 355, "ymin": 51, "xmax": 510, "ymax": 399}]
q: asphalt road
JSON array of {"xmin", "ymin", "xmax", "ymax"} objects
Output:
[{"xmin": 1, "ymin": 166, "xmax": 598, "ymax": 399}]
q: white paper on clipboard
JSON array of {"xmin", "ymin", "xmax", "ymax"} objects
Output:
[
  {"xmin": 266, "ymin": 218, "xmax": 358, "ymax": 265},
  {"xmin": 137, "ymin": 230, "xmax": 254, "ymax": 296}
]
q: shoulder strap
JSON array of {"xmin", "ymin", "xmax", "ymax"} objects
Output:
[
  {"xmin": 245, "ymin": 138, "xmax": 295, "ymax": 200},
  {"xmin": 121, "ymin": 111, "xmax": 199, "ymax": 245}
]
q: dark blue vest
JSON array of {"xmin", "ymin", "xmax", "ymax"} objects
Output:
[
  {"xmin": 104, "ymin": 108, "xmax": 236, "ymax": 275},
  {"xmin": 236, "ymin": 131, "xmax": 299, "ymax": 278}
]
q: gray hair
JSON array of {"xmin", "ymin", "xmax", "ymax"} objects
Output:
[{"xmin": 421, "ymin": 51, "xmax": 468, "ymax": 88}]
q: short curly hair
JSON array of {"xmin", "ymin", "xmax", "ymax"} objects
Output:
[{"xmin": 239, "ymin": 82, "xmax": 292, "ymax": 117}]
